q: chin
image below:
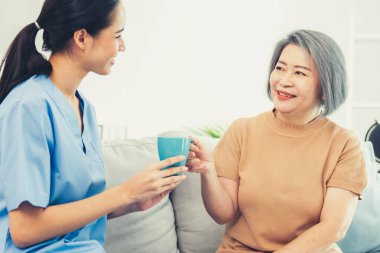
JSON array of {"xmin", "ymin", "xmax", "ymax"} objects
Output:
[
  {"xmin": 94, "ymin": 68, "xmax": 112, "ymax": 76},
  {"xmin": 273, "ymin": 105, "xmax": 295, "ymax": 114}
]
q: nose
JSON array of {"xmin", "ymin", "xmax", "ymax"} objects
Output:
[
  {"xmin": 119, "ymin": 36, "xmax": 126, "ymax": 52},
  {"xmin": 279, "ymin": 71, "xmax": 293, "ymax": 87}
]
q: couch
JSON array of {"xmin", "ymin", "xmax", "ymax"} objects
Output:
[{"xmin": 101, "ymin": 132, "xmax": 380, "ymax": 253}]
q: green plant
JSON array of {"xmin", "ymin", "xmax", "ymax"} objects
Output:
[{"xmin": 185, "ymin": 125, "xmax": 226, "ymax": 138}]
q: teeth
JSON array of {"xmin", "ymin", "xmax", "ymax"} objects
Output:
[{"xmin": 278, "ymin": 91, "xmax": 294, "ymax": 98}]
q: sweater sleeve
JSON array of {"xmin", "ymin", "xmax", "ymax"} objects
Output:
[
  {"xmin": 327, "ymin": 134, "xmax": 367, "ymax": 198},
  {"xmin": 213, "ymin": 118, "xmax": 245, "ymax": 182}
]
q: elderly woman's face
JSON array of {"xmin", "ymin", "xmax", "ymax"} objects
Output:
[{"xmin": 269, "ymin": 44, "xmax": 321, "ymax": 124}]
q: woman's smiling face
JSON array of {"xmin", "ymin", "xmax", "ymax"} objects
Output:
[{"xmin": 269, "ymin": 44, "xmax": 321, "ymax": 124}]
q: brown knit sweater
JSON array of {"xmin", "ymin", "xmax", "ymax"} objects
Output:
[{"xmin": 214, "ymin": 110, "xmax": 367, "ymax": 252}]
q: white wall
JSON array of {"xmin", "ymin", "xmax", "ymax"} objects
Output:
[{"xmin": 1, "ymin": 0, "xmax": 378, "ymax": 139}]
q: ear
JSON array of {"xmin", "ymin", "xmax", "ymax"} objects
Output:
[{"xmin": 73, "ymin": 29, "xmax": 91, "ymax": 50}]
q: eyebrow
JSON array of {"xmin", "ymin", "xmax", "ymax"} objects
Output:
[
  {"xmin": 115, "ymin": 28, "xmax": 124, "ymax": 34},
  {"xmin": 278, "ymin": 60, "xmax": 312, "ymax": 71}
]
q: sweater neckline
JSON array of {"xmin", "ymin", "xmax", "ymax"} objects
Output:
[{"xmin": 265, "ymin": 110, "xmax": 329, "ymax": 137}]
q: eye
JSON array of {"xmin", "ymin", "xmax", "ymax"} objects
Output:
[
  {"xmin": 116, "ymin": 35, "xmax": 122, "ymax": 39},
  {"xmin": 275, "ymin": 66, "xmax": 284, "ymax": 71},
  {"xmin": 295, "ymin": 71, "xmax": 306, "ymax": 76}
]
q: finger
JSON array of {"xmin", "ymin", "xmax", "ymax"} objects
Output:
[
  {"xmin": 155, "ymin": 155, "xmax": 185, "ymax": 170},
  {"xmin": 161, "ymin": 174, "xmax": 186, "ymax": 189},
  {"xmin": 161, "ymin": 166, "xmax": 188, "ymax": 177},
  {"xmin": 189, "ymin": 135, "xmax": 206, "ymax": 150},
  {"xmin": 199, "ymin": 162, "xmax": 209, "ymax": 173},
  {"xmin": 188, "ymin": 162, "xmax": 209, "ymax": 174},
  {"xmin": 189, "ymin": 143, "xmax": 200, "ymax": 152},
  {"xmin": 187, "ymin": 158, "xmax": 201, "ymax": 167},
  {"xmin": 160, "ymin": 181, "xmax": 181, "ymax": 193},
  {"xmin": 187, "ymin": 151, "xmax": 196, "ymax": 159},
  {"xmin": 185, "ymin": 160, "xmax": 197, "ymax": 167}
]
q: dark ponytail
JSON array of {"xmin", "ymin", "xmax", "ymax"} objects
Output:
[
  {"xmin": 0, "ymin": 23, "xmax": 52, "ymax": 104},
  {"xmin": 0, "ymin": 0, "xmax": 120, "ymax": 105}
]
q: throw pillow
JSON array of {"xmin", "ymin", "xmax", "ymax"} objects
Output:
[{"xmin": 102, "ymin": 138, "xmax": 179, "ymax": 253}]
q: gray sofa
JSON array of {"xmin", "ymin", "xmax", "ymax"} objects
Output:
[
  {"xmin": 101, "ymin": 133, "xmax": 380, "ymax": 253},
  {"xmin": 102, "ymin": 133, "xmax": 224, "ymax": 253}
]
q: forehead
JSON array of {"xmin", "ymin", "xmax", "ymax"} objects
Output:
[
  {"xmin": 279, "ymin": 44, "xmax": 315, "ymax": 68},
  {"xmin": 107, "ymin": 3, "xmax": 126, "ymax": 29}
]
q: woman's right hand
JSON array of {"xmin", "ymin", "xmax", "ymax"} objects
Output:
[
  {"xmin": 121, "ymin": 155, "xmax": 188, "ymax": 205},
  {"xmin": 186, "ymin": 136, "xmax": 213, "ymax": 175}
]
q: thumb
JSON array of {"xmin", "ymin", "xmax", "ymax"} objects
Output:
[{"xmin": 199, "ymin": 162, "xmax": 209, "ymax": 173}]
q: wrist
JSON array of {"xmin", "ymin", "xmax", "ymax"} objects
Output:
[{"xmin": 117, "ymin": 183, "xmax": 136, "ymax": 206}]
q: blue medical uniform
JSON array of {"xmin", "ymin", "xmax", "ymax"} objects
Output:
[{"xmin": 0, "ymin": 75, "xmax": 106, "ymax": 252}]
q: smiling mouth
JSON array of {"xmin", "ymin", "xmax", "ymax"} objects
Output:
[{"xmin": 277, "ymin": 91, "xmax": 296, "ymax": 98}]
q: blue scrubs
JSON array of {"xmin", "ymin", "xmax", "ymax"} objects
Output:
[{"xmin": 0, "ymin": 75, "xmax": 106, "ymax": 252}]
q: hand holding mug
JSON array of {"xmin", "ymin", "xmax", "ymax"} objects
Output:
[
  {"xmin": 186, "ymin": 136, "xmax": 212, "ymax": 174},
  {"xmin": 122, "ymin": 155, "xmax": 187, "ymax": 211}
]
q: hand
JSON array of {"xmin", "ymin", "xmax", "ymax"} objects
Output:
[
  {"xmin": 136, "ymin": 189, "xmax": 172, "ymax": 211},
  {"xmin": 122, "ymin": 156, "xmax": 188, "ymax": 208},
  {"xmin": 123, "ymin": 190, "xmax": 172, "ymax": 212},
  {"xmin": 186, "ymin": 136, "xmax": 212, "ymax": 174}
]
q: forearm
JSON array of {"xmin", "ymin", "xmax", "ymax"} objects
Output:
[
  {"xmin": 201, "ymin": 163, "xmax": 237, "ymax": 224},
  {"xmin": 10, "ymin": 184, "xmax": 129, "ymax": 248},
  {"xmin": 275, "ymin": 221, "xmax": 344, "ymax": 253}
]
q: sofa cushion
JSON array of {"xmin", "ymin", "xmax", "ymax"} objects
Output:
[
  {"xmin": 168, "ymin": 134, "xmax": 225, "ymax": 253},
  {"xmin": 102, "ymin": 137, "xmax": 179, "ymax": 253}
]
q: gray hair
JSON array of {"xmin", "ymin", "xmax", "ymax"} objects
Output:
[{"xmin": 266, "ymin": 30, "xmax": 347, "ymax": 116}]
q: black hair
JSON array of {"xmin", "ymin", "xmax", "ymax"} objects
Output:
[{"xmin": 0, "ymin": 0, "xmax": 120, "ymax": 104}]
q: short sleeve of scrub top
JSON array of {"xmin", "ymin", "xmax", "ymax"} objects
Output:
[
  {"xmin": 1, "ymin": 96, "xmax": 53, "ymax": 210},
  {"xmin": 0, "ymin": 75, "xmax": 106, "ymax": 253}
]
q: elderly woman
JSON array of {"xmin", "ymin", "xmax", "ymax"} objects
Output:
[{"xmin": 187, "ymin": 30, "xmax": 367, "ymax": 253}]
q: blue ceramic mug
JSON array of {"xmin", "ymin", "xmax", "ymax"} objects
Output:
[{"xmin": 157, "ymin": 136, "xmax": 191, "ymax": 174}]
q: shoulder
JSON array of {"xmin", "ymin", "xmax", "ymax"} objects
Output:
[
  {"xmin": 324, "ymin": 118, "xmax": 360, "ymax": 145},
  {"xmin": 1, "ymin": 75, "xmax": 51, "ymax": 109},
  {"xmin": 321, "ymin": 119, "xmax": 362, "ymax": 157},
  {"xmin": 0, "ymin": 75, "xmax": 55, "ymax": 124},
  {"xmin": 224, "ymin": 112, "xmax": 267, "ymax": 140},
  {"xmin": 228, "ymin": 111, "xmax": 267, "ymax": 131},
  {"xmin": 230, "ymin": 111, "xmax": 266, "ymax": 127}
]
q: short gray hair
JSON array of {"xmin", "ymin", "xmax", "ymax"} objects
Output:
[{"xmin": 266, "ymin": 30, "xmax": 347, "ymax": 116}]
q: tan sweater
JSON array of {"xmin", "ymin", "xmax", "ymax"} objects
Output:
[{"xmin": 214, "ymin": 111, "xmax": 367, "ymax": 252}]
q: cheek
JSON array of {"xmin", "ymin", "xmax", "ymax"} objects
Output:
[
  {"xmin": 104, "ymin": 40, "xmax": 119, "ymax": 55},
  {"xmin": 269, "ymin": 72, "xmax": 277, "ymax": 89}
]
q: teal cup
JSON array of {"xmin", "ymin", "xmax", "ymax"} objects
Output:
[{"xmin": 157, "ymin": 136, "xmax": 191, "ymax": 174}]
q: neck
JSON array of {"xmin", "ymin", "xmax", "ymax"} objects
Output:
[
  {"xmin": 48, "ymin": 52, "xmax": 88, "ymax": 101},
  {"xmin": 274, "ymin": 108, "xmax": 322, "ymax": 125}
]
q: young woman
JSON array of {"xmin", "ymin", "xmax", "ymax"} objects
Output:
[
  {"xmin": 0, "ymin": 0, "xmax": 187, "ymax": 252},
  {"xmin": 187, "ymin": 30, "xmax": 367, "ymax": 253}
]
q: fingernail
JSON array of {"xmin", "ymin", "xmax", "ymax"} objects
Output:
[{"xmin": 182, "ymin": 166, "xmax": 188, "ymax": 171}]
